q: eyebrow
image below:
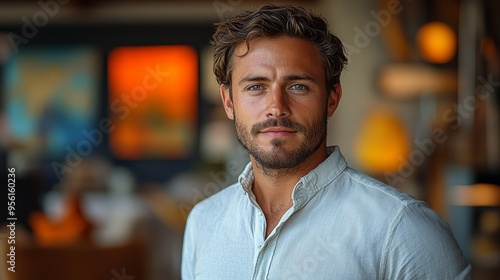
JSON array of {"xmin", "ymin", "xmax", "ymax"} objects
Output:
[
  {"xmin": 237, "ymin": 74, "xmax": 317, "ymax": 86},
  {"xmin": 237, "ymin": 76, "xmax": 270, "ymax": 86},
  {"xmin": 284, "ymin": 74, "xmax": 317, "ymax": 83}
]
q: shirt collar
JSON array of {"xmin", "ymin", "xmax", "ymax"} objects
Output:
[{"xmin": 238, "ymin": 146, "xmax": 348, "ymax": 200}]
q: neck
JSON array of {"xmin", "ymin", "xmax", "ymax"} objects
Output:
[{"xmin": 251, "ymin": 144, "xmax": 329, "ymax": 212}]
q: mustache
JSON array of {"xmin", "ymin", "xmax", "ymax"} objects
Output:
[{"xmin": 251, "ymin": 118, "xmax": 305, "ymax": 135}]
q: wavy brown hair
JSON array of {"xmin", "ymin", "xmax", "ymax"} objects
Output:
[{"xmin": 211, "ymin": 4, "xmax": 348, "ymax": 94}]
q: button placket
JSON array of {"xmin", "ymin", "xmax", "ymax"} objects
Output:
[{"xmin": 253, "ymin": 207, "xmax": 266, "ymax": 254}]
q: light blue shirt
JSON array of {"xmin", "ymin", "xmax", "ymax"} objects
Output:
[{"xmin": 182, "ymin": 146, "xmax": 472, "ymax": 279}]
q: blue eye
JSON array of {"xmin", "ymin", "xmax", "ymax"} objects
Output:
[
  {"xmin": 247, "ymin": 85, "xmax": 264, "ymax": 91},
  {"xmin": 290, "ymin": 84, "xmax": 307, "ymax": 91}
]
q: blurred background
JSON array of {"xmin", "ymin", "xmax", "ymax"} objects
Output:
[{"xmin": 0, "ymin": 0, "xmax": 498, "ymax": 279}]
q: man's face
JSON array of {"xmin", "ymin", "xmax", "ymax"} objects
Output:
[{"xmin": 220, "ymin": 36, "xmax": 341, "ymax": 170}]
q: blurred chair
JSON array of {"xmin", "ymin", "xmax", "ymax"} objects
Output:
[
  {"xmin": 452, "ymin": 183, "xmax": 500, "ymax": 280},
  {"xmin": 1, "ymin": 240, "xmax": 148, "ymax": 280}
]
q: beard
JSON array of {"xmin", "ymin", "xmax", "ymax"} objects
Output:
[{"xmin": 235, "ymin": 112, "xmax": 327, "ymax": 171}]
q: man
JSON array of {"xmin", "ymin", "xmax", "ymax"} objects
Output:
[{"xmin": 182, "ymin": 4, "xmax": 472, "ymax": 279}]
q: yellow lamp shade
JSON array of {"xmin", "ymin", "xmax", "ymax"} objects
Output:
[
  {"xmin": 354, "ymin": 109, "xmax": 411, "ymax": 174},
  {"xmin": 416, "ymin": 22, "xmax": 457, "ymax": 64}
]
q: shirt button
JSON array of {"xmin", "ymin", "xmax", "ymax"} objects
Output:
[
  {"xmin": 257, "ymin": 211, "xmax": 262, "ymax": 216},
  {"xmin": 257, "ymin": 244, "xmax": 262, "ymax": 249}
]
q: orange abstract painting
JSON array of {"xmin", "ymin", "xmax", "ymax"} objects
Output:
[{"xmin": 108, "ymin": 46, "xmax": 198, "ymax": 159}]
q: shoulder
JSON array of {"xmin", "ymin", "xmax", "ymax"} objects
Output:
[
  {"xmin": 340, "ymin": 167, "xmax": 455, "ymax": 233},
  {"xmin": 335, "ymin": 170, "xmax": 472, "ymax": 278},
  {"xmin": 332, "ymin": 167, "xmax": 460, "ymax": 242},
  {"xmin": 186, "ymin": 182, "xmax": 243, "ymax": 223},
  {"xmin": 337, "ymin": 167, "xmax": 422, "ymax": 212}
]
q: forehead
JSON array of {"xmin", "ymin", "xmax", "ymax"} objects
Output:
[{"xmin": 232, "ymin": 36, "xmax": 325, "ymax": 80}]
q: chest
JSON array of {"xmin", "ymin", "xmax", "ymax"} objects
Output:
[
  {"xmin": 264, "ymin": 211, "xmax": 287, "ymax": 238},
  {"xmin": 194, "ymin": 209, "xmax": 383, "ymax": 280}
]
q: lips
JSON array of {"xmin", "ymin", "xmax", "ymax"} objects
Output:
[
  {"xmin": 251, "ymin": 118, "xmax": 304, "ymax": 136},
  {"xmin": 260, "ymin": 126, "xmax": 297, "ymax": 138},
  {"xmin": 260, "ymin": 127, "xmax": 296, "ymax": 133}
]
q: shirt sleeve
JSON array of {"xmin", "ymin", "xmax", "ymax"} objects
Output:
[
  {"xmin": 181, "ymin": 209, "xmax": 197, "ymax": 280},
  {"xmin": 381, "ymin": 202, "xmax": 473, "ymax": 280}
]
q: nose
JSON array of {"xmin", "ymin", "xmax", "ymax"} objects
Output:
[{"xmin": 266, "ymin": 86, "xmax": 290, "ymax": 118}]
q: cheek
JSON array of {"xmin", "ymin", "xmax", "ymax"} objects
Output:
[
  {"xmin": 301, "ymin": 105, "xmax": 328, "ymax": 129},
  {"xmin": 298, "ymin": 97, "xmax": 327, "ymax": 116},
  {"xmin": 232, "ymin": 105, "xmax": 253, "ymax": 125},
  {"xmin": 233, "ymin": 98, "xmax": 262, "ymax": 118}
]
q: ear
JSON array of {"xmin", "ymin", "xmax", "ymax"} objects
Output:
[
  {"xmin": 327, "ymin": 84, "xmax": 342, "ymax": 117},
  {"xmin": 220, "ymin": 84, "xmax": 235, "ymax": 120}
]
